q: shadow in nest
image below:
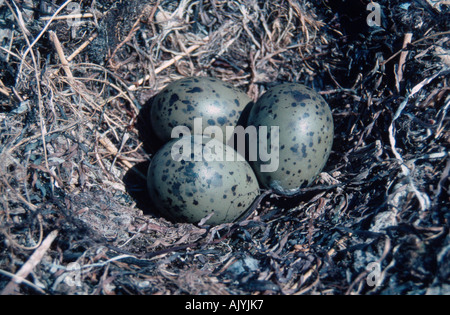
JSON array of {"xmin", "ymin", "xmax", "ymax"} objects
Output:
[
  {"xmin": 135, "ymin": 96, "xmax": 165, "ymax": 155},
  {"xmin": 123, "ymin": 160, "xmax": 167, "ymax": 220},
  {"xmin": 121, "ymin": 96, "xmax": 163, "ymax": 218}
]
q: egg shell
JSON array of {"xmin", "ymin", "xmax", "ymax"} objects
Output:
[
  {"xmin": 151, "ymin": 77, "xmax": 252, "ymax": 145},
  {"xmin": 247, "ymin": 83, "xmax": 334, "ymax": 195},
  {"xmin": 147, "ymin": 136, "xmax": 260, "ymax": 225}
]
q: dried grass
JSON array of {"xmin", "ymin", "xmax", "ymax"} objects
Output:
[{"xmin": 0, "ymin": 0, "xmax": 449, "ymax": 295}]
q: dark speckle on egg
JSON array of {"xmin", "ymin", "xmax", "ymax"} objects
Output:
[
  {"xmin": 217, "ymin": 117, "xmax": 227, "ymax": 125},
  {"xmin": 292, "ymin": 90, "xmax": 311, "ymax": 102},
  {"xmin": 169, "ymin": 94, "xmax": 179, "ymax": 106},
  {"xmin": 187, "ymin": 87, "xmax": 203, "ymax": 93}
]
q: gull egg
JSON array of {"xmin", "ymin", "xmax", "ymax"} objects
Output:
[
  {"xmin": 247, "ymin": 83, "xmax": 334, "ymax": 195},
  {"xmin": 147, "ymin": 136, "xmax": 260, "ymax": 225},
  {"xmin": 151, "ymin": 77, "xmax": 252, "ymax": 145}
]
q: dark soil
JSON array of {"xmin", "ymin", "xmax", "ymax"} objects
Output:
[{"xmin": 0, "ymin": 0, "xmax": 448, "ymax": 295}]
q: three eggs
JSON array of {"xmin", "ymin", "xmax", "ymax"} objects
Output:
[{"xmin": 146, "ymin": 77, "xmax": 334, "ymax": 225}]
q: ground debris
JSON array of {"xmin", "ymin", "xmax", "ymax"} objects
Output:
[{"xmin": 0, "ymin": 0, "xmax": 449, "ymax": 295}]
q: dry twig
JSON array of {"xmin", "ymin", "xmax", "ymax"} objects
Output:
[
  {"xmin": 1, "ymin": 230, "xmax": 58, "ymax": 295},
  {"xmin": 128, "ymin": 37, "xmax": 210, "ymax": 91},
  {"xmin": 49, "ymin": 31, "xmax": 74, "ymax": 82}
]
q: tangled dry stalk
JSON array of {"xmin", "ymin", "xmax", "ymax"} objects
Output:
[{"xmin": 0, "ymin": 0, "xmax": 449, "ymax": 295}]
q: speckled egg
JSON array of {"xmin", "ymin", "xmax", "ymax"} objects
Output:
[
  {"xmin": 151, "ymin": 77, "xmax": 252, "ymax": 145},
  {"xmin": 247, "ymin": 83, "xmax": 334, "ymax": 195},
  {"xmin": 147, "ymin": 136, "xmax": 260, "ymax": 225}
]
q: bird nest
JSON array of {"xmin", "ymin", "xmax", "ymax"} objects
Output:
[{"xmin": 0, "ymin": 0, "xmax": 449, "ymax": 295}]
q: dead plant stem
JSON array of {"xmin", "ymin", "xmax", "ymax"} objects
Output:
[{"xmin": 1, "ymin": 230, "xmax": 58, "ymax": 295}]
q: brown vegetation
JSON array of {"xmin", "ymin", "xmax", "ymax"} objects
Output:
[{"xmin": 0, "ymin": 0, "xmax": 448, "ymax": 295}]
